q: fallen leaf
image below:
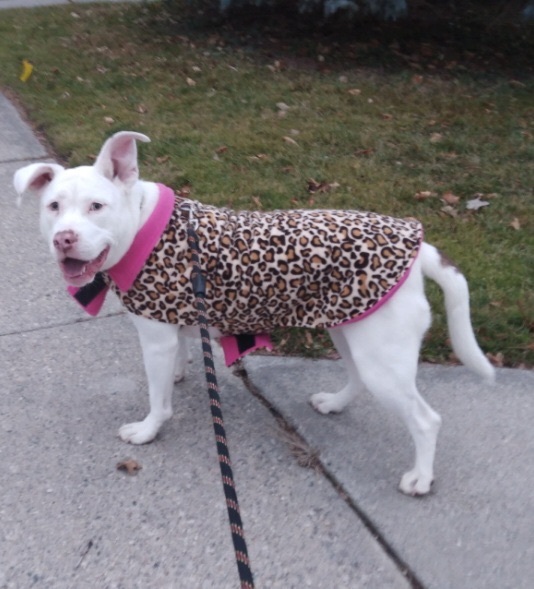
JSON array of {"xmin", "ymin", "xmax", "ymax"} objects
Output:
[
  {"xmin": 103, "ymin": 116, "xmax": 114, "ymax": 125},
  {"xmin": 307, "ymin": 179, "xmax": 340, "ymax": 194},
  {"xmin": 509, "ymin": 217, "xmax": 521, "ymax": 230},
  {"xmin": 252, "ymin": 196, "xmax": 262, "ymax": 209},
  {"xmin": 414, "ymin": 191, "xmax": 436, "ymax": 201},
  {"xmin": 186, "ymin": 77, "xmax": 196, "ymax": 87},
  {"xmin": 276, "ymin": 102, "xmax": 290, "ymax": 111},
  {"xmin": 178, "ymin": 184, "xmax": 191, "ymax": 197},
  {"xmin": 137, "ymin": 104, "xmax": 148, "ymax": 114},
  {"xmin": 283, "ymin": 136, "xmax": 299, "ymax": 147},
  {"xmin": 382, "ymin": 113, "xmax": 394, "ymax": 120},
  {"xmin": 429, "ymin": 132, "xmax": 443, "ymax": 144},
  {"xmin": 338, "ymin": 75, "xmax": 348, "ymax": 83},
  {"xmin": 116, "ymin": 459, "xmax": 142, "ymax": 475},
  {"xmin": 354, "ymin": 148, "xmax": 375, "ymax": 157},
  {"xmin": 215, "ymin": 145, "xmax": 228, "ymax": 154},
  {"xmin": 440, "ymin": 205, "xmax": 458, "ymax": 217},
  {"xmin": 487, "ymin": 352, "xmax": 504, "ymax": 367},
  {"xmin": 156, "ymin": 155, "xmax": 170, "ymax": 163},
  {"xmin": 247, "ymin": 153, "xmax": 269, "ymax": 162},
  {"xmin": 466, "ymin": 197, "xmax": 490, "ymax": 211},
  {"xmin": 348, "ymin": 88, "xmax": 361, "ymax": 96},
  {"xmin": 441, "ymin": 192, "xmax": 460, "ymax": 206}
]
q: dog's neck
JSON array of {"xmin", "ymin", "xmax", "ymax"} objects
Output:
[{"xmin": 136, "ymin": 180, "xmax": 161, "ymax": 228}]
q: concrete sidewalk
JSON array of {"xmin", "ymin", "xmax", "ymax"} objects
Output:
[{"xmin": 1, "ymin": 84, "xmax": 533, "ymax": 589}]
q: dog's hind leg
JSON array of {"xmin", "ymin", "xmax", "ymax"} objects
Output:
[
  {"xmin": 340, "ymin": 269, "xmax": 442, "ymax": 496},
  {"xmin": 310, "ymin": 328, "xmax": 364, "ymax": 414},
  {"xmin": 119, "ymin": 314, "xmax": 179, "ymax": 444}
]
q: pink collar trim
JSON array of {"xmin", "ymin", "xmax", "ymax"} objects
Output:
[{"xmin": 108, "ymin": 183, "xmax": 176, "ymax": 291}]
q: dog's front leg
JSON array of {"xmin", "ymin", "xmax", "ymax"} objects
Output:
[{"xmin": 119, "ymin": 314, "xmax": 179, "ymax": 444}]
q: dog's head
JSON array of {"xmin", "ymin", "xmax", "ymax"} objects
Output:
[{"xmin": 14, "ymin": 131, "xmax": 150, "ymax": 287}]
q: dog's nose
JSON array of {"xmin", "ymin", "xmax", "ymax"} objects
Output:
[{"xmin": 53, "ymin": 230, "xmax": 78, "ymax": 252}]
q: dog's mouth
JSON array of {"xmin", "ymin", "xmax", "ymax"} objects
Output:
[{"xmin": 60, "ymin": 246, "xmax": 110, "ymax": 286}]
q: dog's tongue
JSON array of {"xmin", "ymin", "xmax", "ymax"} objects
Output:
[{"xmin": 62, "ymin": 257, "xmax": 86, "ymax": 278}]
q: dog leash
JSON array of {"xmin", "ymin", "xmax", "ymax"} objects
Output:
[{"xmin": 182, "ymin": 202, "xmax": 255, "ymax": 589}]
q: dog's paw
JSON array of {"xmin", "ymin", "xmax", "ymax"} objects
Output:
[
  {"xmin": 399, "ymin": 469, "xmax": 433, "ymax": 497},
  {"xmin": 309, "ymin": 392, "xmax": 345, "ymax": 415},
  {"xmin": 119, "ymin": 417, "xmax": 161, "ymax": 445}
]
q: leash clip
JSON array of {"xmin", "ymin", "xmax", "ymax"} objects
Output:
[{"xmin": 180, "ymin": 201, "xmax": 199, "ymax": 231}]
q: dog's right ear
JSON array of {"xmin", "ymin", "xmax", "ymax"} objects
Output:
[
  {"xmin": 13, "ymin": 163, "xmax": 65, "ymax": 205},
  {"xmin": 93, "ymin": 131, "xmax": 150, "ymax": 187}
]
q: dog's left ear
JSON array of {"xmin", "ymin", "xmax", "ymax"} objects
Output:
[{"xmin": 94, "ymin": 131, "xmax": 150, "ymax": 187}]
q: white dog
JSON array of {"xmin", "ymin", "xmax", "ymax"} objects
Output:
[{"xmin": 14, "ymin": 131, "xmax": 494, "ymax": 496}]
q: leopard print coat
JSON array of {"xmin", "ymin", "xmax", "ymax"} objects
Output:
[{"xmin": 107, "ymin": 188, "xmax": 423, "ymax": 334}]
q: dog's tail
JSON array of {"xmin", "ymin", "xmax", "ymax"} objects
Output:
[{"xmin": 420, "ymin": 243, "xmax": 495, "ymax": 382}]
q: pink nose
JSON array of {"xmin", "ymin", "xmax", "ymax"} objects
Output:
[{"xmin": 53, "ymin": 230, "xmax": 78, "ymax": 252}]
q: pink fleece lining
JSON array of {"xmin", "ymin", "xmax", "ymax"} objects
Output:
[{"xmin": 109, "ymin": 184, "xmax": 176, "ymax": 291}]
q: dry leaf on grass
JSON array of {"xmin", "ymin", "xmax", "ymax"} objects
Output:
[
  {"xmin": 283, "ymin": 136, "xmax": 299, "ymax": 146},
  {"xmin": 116, "ymin": 459, "xmax": 142, "ymax": 475},
  {"xmin": 414, "ymin": 191, "xmax": 436, "ymax": 201},
  {"xmin": 487, "ymin": 352, "xmax": 504, "ymax": 367},
  {"xmin": 307, "ymin": 179, "xmax": 340, "ymax": 194},
  {"xmin": 247, "ymin": 153, "xmax": 269, "ymax": 162},
  {"xmin": 441, "ymin": 192, "xmax": 460, "ymax": 206},
  {"xmin": 440, "ymin": 205, "xmax": 458, "ymax": 217},
  {"xmin": 510, "ymin": 218, "xmax": 521, "ymax": 230},
  {"xmin": 354, "ymin": 148, "xmax": 375, "ymax": 157}
]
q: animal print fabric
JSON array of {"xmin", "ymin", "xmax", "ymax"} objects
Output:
[{"xmin": 109, "ymin": 196, "xmax": 423, "ymax": 334}]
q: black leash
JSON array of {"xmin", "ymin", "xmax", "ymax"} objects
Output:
[{"xmin": 183, "ymin": 204, "xmax": 255, "ymax": 589}]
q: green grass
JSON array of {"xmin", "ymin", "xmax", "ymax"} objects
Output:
[{"xmin": 0, "ymin": 1, "xmax": 532, "ymax": 366}]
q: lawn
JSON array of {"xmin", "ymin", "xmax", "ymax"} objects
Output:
[{"xmin": 0, "ymin": 1, "xmax": 532, "ymax": 366}]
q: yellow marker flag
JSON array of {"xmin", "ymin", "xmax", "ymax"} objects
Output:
[{"xmin": 20, "ymin": 59, "xmax": 33, "ymax": 82}]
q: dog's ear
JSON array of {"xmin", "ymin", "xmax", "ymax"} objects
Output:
[
  {"xmin": 13, "ymin": 163, "xmax": 65, "ymax": 204},
  {"xmin": 93, "ymin": 131, "xmax": 150, "ymax": 187}
]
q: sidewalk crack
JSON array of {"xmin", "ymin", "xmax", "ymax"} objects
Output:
[{"xmin": 234, "ymin": 362, "xmax": 426, "ymax": 589}]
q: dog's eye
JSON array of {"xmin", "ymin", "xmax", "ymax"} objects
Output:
[
  {"xmin": 48, "ymin": 201, "xmax": 59, "ymax": 212},
  {"xmin": 90, "ymin": 202, "xmax": 104, "ymax": 212}
]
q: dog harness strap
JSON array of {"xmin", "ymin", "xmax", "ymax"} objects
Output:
[
  {"xmin": 185, "ymin": 214, "xmax": 255, "ymax": 589},
  {"xmin": 70, "ymin": 272, "xmax": 108, "ymax": 315}
]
